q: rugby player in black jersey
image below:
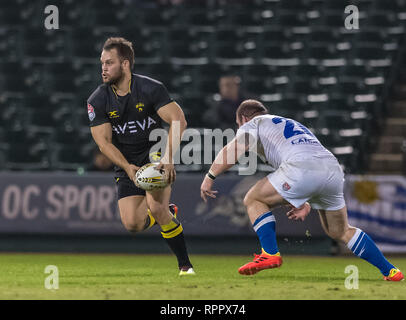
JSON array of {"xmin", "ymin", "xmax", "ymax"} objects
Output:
[{"xmin": 87, "ymin": 37, "xmax": 194, "ymax": 275}]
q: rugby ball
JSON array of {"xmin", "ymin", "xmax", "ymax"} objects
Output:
[{"xmin": 135, "ymin": 163, "xmax": 169, "ymax": 191}]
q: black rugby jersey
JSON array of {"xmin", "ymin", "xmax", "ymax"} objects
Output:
[{"xmin": 87, "ymin": 73, "xmax": 173, "ymax": 176}]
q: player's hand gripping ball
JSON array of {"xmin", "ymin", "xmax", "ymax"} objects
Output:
[{"xmin": 135, "ymin": 163, "xmax": 169, "ymax": 191}]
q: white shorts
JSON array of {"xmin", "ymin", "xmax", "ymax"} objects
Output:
[{"xmin": 267, "ymin": 156, "xmax": 346, "ymax": 211}]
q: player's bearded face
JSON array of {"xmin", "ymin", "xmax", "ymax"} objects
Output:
[
  {"xmin": 101, "ymin": 49, "xmax": 125, "ymax": 85},
  {"xmin": 102, "ymin": 62, "xmax": 124, "ymax": 85},
  {"xmin": 104, "ymin": 64, "xmax": 124, "ymax": 85}
]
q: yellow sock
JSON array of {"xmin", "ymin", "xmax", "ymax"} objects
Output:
[
  {"xmin": 160, "ymin": 218, "xmax": 183, "ymax": 239},
  {"xmin": 144, "ymin": 208, "xmax": 178, "ymax": 231}
]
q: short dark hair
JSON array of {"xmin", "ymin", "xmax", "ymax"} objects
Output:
[
  {"xmin": 236, "ymin": 99, "xmax": 268, "ymax": 122},
  {"xmin": 103, "ymin": 37, "xmax": 135, "ymax": 70}
]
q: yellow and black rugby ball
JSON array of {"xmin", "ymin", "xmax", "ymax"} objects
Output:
[{"xmin": 135, "ymin": 163, "xmax": 169, "ymax": 191}]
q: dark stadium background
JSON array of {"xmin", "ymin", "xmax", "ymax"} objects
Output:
[{"xmin": 0, "ymin": 0, "xmax": 405, "ymax": 255}]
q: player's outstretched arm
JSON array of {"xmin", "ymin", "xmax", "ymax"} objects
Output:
[
  {"xmin": 90, "ymin": 123, "xmax": 139, "ymax": 180},
  {"xmin": 200, "ymin": 135, "xmax": 249, "ymax": 202}
]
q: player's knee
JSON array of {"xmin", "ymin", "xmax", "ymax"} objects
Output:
[
  {"xmin": 120, "ymin": 212, "xmax": 147, "ymax": 234},
  {"xmin": 122, "ymin": 220, "xmax": 145, "ymax": 234}
]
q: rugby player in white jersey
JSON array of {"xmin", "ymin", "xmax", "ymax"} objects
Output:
[{"xmin": 200, "ymin": 99, "xmax": 403, "ymax": 281}]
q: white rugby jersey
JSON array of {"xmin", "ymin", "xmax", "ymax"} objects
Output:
[{"xmin": 236, "ymin": 114, "xmax": 335, "ymax": 171}]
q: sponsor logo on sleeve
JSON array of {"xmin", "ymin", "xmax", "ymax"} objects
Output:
[{"xmin": 87, "ymin": 103, "xmax": 95, "ymax": 121}]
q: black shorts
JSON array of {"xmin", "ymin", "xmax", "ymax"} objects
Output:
[{"xmin": 115, "ymin": 176, "xmax": 146, "ymax": 200}]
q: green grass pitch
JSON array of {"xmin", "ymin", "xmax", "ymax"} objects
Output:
[{"xmin": 0, "ymin": 253, "xmax": 404, "ymax": 300}]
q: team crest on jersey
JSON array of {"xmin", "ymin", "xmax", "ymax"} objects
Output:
[
  {"xmin": 87, "ymin": 103, "xmax": 95, "ymax": 121},
  {"xmin": 282, "ymin": 182, "xmax": 291, "ymax": 191},
  {"xmin": 135, "ymin": 102, "xmax": 144, "ymax": 112}
]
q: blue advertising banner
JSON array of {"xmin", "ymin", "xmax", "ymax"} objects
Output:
[
  {"xmin": 0, "ymin": 172, "xmax": 325, "ymax": 238},
  {"xmin": 2, "ymin": 172, "xmax": 405, "ymax": 252}
]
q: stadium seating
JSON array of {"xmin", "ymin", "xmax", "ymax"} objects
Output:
[{"xmin": 0, "ymin": 0, "xmax": 404, "ymax": 173}]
